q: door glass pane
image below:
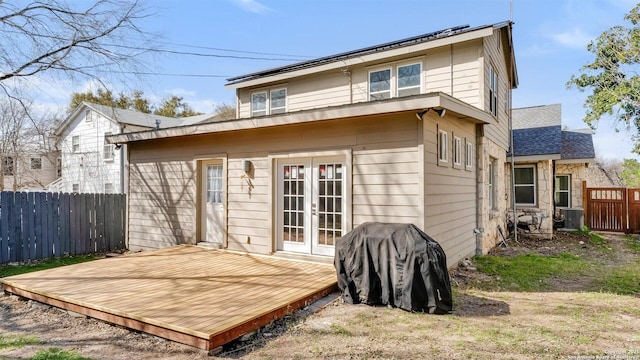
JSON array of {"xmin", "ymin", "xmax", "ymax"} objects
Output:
[
  {"xmin": 283, "ymin": 164, "xmax": 305, "ymax": 243},
  {"xmin": 207, "ymin": 165, "xmax": 222, "ymax": 203},
  {"xmin": 317, "ymin": 162, "xmax": 343, "ymax": 247}
]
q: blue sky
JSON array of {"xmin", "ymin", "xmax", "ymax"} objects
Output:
[{"xmin": 36, "ymin": 0, "xmax": 640, "ymax": 161}]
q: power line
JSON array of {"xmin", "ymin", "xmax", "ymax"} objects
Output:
[
  {"xmin": 125, "ymin": 71, "xmax": 231, "ymax": 78},
  {"xmin": 159, "ymin": 41, "xmax": 315, "ymax": 59}
]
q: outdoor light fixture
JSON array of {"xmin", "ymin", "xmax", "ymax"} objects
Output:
[
  {"xmin": 433, "ymin": 108, "xmax": 446, "ymax": 117},
  {"xmin": 415, "ymin": 109, "xmax": 429, "ymax": 120}
]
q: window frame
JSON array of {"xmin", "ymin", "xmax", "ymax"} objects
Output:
[
  {"xmin": 103, "ymin": 132, "xmax": 114, "ymax": 161},
  {"xmin": 438, "ymin": 129, "xmax": 448, "ymax": 165},
  {"xmin": 30, "ymin": 157, "xmax": 42, "ymax": 170},
  {"xmin": 514, "ymin": 165, "xmax": 537, "ymax": 206},
  {"xmin": 489, "ymin": 64, "xmax": 498, "ymax": 117},
  {"xmin": 72, "ymin": 135, "xmax": 80, "ymax": 153},
  {"xmin": 270, "ymin": 88, "xmax": 287, "ymax": 114},
  {"xmin": 396, "ymin": 62, "xmax": 422, "ymax": 97},
  {"xmin": 465, "ymin": 141, "xmax": 473, "ymax": 170},
  {"xmin": 369, "ymin": 68, "xmax": 392, "ymax": 100},
  {"xmin": 72, "ymin": 183, "xmax": 79, "ymax": 193},
  {"xmin": 453, "ymin": 136, "xmax": 462, "ymax": 167},
  {"xmin": 488, "ymin": 159, "xmax": 495, "ymax": 209},
  {"xmin": 104, "ymin": 183, "xmax": 114, "ymax": 193},
  {"xmin": 251, "ymin": 91, "xmax": 268, "ymax": 117},
  {"xmin": 554, "ymin": 174, "xmax": 571, "ymax": 208}
]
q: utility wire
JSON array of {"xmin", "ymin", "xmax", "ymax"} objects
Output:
[{"xmin": 158, "ymin": 41, "xmax": 315, "ymax": 59}]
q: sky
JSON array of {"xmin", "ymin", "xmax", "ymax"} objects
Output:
[{"xmin": 29, "ymin": 0, "xmax": 640, "ymax": 161}]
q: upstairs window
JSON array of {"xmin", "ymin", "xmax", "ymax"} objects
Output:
[
  {"xmin": 3, "ymin": 156, "xmax": 14, "ymax": 176},
  {"xmin": 397, "ymin": 63, "xmax": 421, "ymax": 97},
  {"xmin": 72, "ymin": 135, "xmax": 80, "ymax": 153},
  {"xmin": 103, "ymin": 132, "xmax": 114, "ymax": 161},
  {"xmin": 555, "ymin": 175, "xmax": 571, "ymax": 208},
  {"xmin": 270, "ymin": 88, "xmax": 287, "ymax": 114},
  {"xmin": 30, "ymin": 157, "xmax": 42, "ymax": 170},
  {"xmin": 251, "ymin": 92, "xmax": 267, "ymax": 116},
  {"xmin": 514, "ymin": 165, "xmax": 536, "ymax": 206},
  {"xmin": 489, "ymin": 65, "xmax": 498, "ymax": 117},
  {"xmin": 369, "ymin": 68, "xmax": 391, "ymax": 100},
  {"xmin": 251, "ymin": 88, "xmax": 287, "ymax": 116}
]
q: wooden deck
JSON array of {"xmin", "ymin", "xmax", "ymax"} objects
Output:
[{"xmin": 0, "ymin": 245, "xmax": 338, "ymax": 350}]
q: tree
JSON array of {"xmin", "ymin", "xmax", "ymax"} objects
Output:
[
  {"xmin": 154, "ymin": 96, "xmax": 202, "ymax": 117},
  {"xmin": 211, "ymin": 103, "xmax": 236, "ymax": 121},
  {"xmin": 621, "ymin": 158, "xmax": 640, "ymax": 187},
  {"xmin": 567, "ymin": 4, "xmax": 640, "ymax": 154},
  {"xmin": 0, "ymin": 0, "xmax": 153, "ymax": 102}
]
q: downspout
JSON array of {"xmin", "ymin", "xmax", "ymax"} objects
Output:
[
  {"xmin": 508, "ymin": 24, "xmax": 518, "ymax": 243},
  {"xmin": 119, "ymin": 124, "xmax": 125, "ymax": 194}
]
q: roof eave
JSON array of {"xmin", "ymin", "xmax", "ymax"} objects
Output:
[{"xmin": 107, "ymin": 92, "xmax": 492, "ymax": 145}]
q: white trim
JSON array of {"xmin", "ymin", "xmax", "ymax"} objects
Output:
[
  {"xmin": 397, "ymin": 62, "xmax": 422, "ymax": 97},
  {"xmin": 514, "ymin": 165, "xmax": 536, "ymax": 206},
  {"xmin": 554, "ymin": 174, "xmax": 571, "ymax": 208},
  {"xmin": 453, "ymin": 136, "xmax": 462, "ymax": 166},
  {"xmin": 438, "ymin": 129, "xmax": 448, "ymax": 164},
  {"xmin": 251, "ymin": 91, "xmax": 268, "ymax": 117},
  {"xmin": 368, "ymin": 67, "xmax": 392, "ymax": 100},
  {"xmin": 270, "ymin": 88, "xmax": 287, "ymax": 114},
  {"xmin": 465, "ymin": 140, "xmax": 473, "ymax": 169},
  {"xmin": 72, "ymin": 135, "xmax": 80, "ymax": 153}
]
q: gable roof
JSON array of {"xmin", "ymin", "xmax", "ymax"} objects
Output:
[
  {"xmin": 511, "ymin": 104, "xmax": 595, "ymax": 161},
  {"xmin": 56, "ymin": 102, "xmax": 215, "ymax": 135},
  {"xmin": 226, "ymin": 21, "xmax": 517, "ymax": 89}
]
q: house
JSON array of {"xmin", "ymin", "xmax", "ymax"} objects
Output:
[
  {"xmin": 1, "ymin": 148, "xmax": 59, "ymax": 191},
  {"xmin": 107, "ymin": 22, "xmax": 518, "ymax": 267},
  {"xmin": 510, "ymin": 104, "xmax": 596, "ymax": 234},
  {"xmin": 54, "ymin": 102, "xmax": 213, "ymax": 194}
]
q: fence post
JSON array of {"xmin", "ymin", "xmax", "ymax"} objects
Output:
[
  {"xmin": 1, "ymin": 192, "xmax": 9, "ymax": 263},
  {"xmin": 582, "ymin": 181, "xmax": 588, "ymax": 229}
]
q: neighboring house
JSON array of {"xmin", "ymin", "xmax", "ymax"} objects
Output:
[
  {"xmin": 510, "ymin": 104, "xmax": 596, "ymax": 235},
  {"xmin": 1, "ymin": 148, "xmax": 59, "ymax": 191},
  {"xmin": 54, "ymin": 102, "xmax": 213, "ymax": 194},
  {"xmin": 108, "ymin": 22, "xmax": 518, "ymax": 267}
]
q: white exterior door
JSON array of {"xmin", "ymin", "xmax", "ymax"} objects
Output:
[
  {"xmin": 201, "ymin": 160, "xmax": 225, "ymax": 244},
  {"xmin": 277, "ymin": 157, "xmax": 345, "ymax": 256}
]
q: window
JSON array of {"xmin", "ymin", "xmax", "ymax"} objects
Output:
[
  {"xmin": 2, "ymin": 156, "xmax": 14, "ymax": 176},
  {"xmin": 453, "ymin": 136, "xmax": 462, "ymax": 166},
  {"xmin": 251, "ymin": 92, "xmax": 267, "ymax": 116},
  {"xmin": 72, "ymin": 183, "xmax": 79, "ymax": 193},
  {"xmin": 555, "ymin": 175, "xmax": 571, "ymax": 208},
  {"xmin": 514, "ymin": 166, "xmax": 536, "ymax": 206},
  {"xmin": 104, "ymin": 183, "xmax": 114, "ymax": 193},
  {"xmin": 85, "ymin": 110, "xmax": 92, "ymax": 122},
  {"xmin": 72, "ymin": 135, "xmax": 80, "ymax": 153},
  {"xmin": 270, "ymin": 88, "xmax": 287, "ymax": 114},
  {"xmin": 30, "ymin": 157, "xmax": 42, "ymax": 170},
  {"xmin": 488, "ymin": 159, "xmax": 496, "ymax": 209},
  {"xmin": 369, "ymin": 68, "xmax": 391, "ymax": 100},
  {"xmin": 465, "ymin": 141, "xmax": 473, "ymax": 169},
  {"xmin": 57, "ymin": 157, "xmax": 62, "ymax": 177},
  {"xmin": 397, "ymin": 63, "xmax": 421, "ymax": 97},
  {"xmin": 103, "ymin": 132, "xmax": 114, "ymax": 161},
  {"xmin": 489, "ymin": 64, "xmax": 498, "ymax": 117},
  {"xmin": 438, "ymin": 130, "xmax": 448, "ymax": 164}
]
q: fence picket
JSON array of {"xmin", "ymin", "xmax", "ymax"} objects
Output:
[{"xmin": 0, "ymin": 192, "xmax": 126, "ymax": 265}]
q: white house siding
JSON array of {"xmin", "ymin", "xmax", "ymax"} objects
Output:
[
  {"xmin": 422, "ymin": 112, "xmax": 478, "ymax": 267},
  {"xmin": 126, "ymin": 113, "xmax": 423, "ymax": 253},
  {"xmin": 60, "ymin": 109, "xmax": 122, "ymax": 193}
]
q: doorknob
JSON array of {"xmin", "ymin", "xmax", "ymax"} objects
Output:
[{"xmin": 312, "ymin": 203, "xmax": 317, "ymax": 216}]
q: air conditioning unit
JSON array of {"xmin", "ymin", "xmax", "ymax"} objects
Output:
[{"xmin": 561, "ymin": 208, "xmax": 584, "ymax": 230}]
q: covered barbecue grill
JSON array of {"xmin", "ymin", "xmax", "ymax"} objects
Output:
[{"xmin": 334, "ymin": 222, "xmax": 452, "ymax": 314}]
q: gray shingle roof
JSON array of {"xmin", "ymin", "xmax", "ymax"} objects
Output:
[
  {"xmin": 511, "ymin": 103, "xmax": 595, "ymax": 160},
  {"xmin": 512, "ymin": 125, "xmax": 562, "ymax": 156}
]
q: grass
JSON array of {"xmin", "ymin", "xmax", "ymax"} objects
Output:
[
  {"xmin": 624, "ymin": 235, "xmax": 640, "ymax": 253},
  {"xmin": 30, "ymin": 348, "xmax": 93, "ymax": 360},
  {"xmin": 0, "ymin": 255, "xmax": 98, "ymax": 278},
  {"xmin": 593, "ymin": 261, "xmax": 640, "ymax": 296},
  {"xmin": 0, "ymin": 334, "xmax": 39, "ymax": 350},
  {"xmin": 473, "ymin": 253, "xmax": 589, "ymax": 291}
]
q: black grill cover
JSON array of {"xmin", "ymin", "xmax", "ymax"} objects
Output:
[{"xmin": 334, "ymin": 223, "xmax": 452, "ymax": 314}]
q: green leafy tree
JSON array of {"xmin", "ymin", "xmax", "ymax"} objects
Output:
[
  {"xmin": 568, "ymin": 4, "xmax": 640, "ymax": 154},
  {"xmin": 621, "ymin": 158, "xmax": 640, "ymax": 187},
  {"xmin": 154, "ymin": 96, "xmax": 202, "ymax": 117}
]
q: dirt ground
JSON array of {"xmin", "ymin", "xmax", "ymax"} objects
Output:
[{"xmin": 1, "ymin": 232, "xmax": 639, "ymax": 359}]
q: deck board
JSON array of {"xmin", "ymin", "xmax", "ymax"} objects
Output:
[{"xmin": 1, "ymin": 245, "xmax": 338, "ymax": 350}]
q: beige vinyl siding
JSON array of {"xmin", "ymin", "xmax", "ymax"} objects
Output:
[
  {"xmin": 127, "ymin": 113, "xmax": 422, "ymax": 253},
  {"xmin": 237, "ymin": 40, "xmax": 485, "ymax": 118},
  {"xmin": 482, "ymin": 29, "xmax": 511, "ymax": 149},
  {"xmin": 423, "ymin": 113, "xmax": 477, "ymax": 266}
]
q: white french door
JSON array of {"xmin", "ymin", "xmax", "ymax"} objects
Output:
[
  {"xmin": 277, "ymin": 157, "xmax": 345, "ymax": 256},
  {"xmin": 200, "ymin": 160, "xmax": 226, "ymax": 244}
]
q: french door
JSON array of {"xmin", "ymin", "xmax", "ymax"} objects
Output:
[
  {"xmin": 200, "ymin": 160, "xmax": 225, "ymax": 244},
  {"xmin": 277, "ymin": 157, "xmax": 345, "ymax": 256}
]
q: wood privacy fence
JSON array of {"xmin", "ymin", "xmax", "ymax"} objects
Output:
[
  {"xmin": 584, "ymin": 184, "xmax": 640, "ymax": 234},
  {"xmin": 0, "ymin": 191, "xmax": 126, "ymax": 265}
]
